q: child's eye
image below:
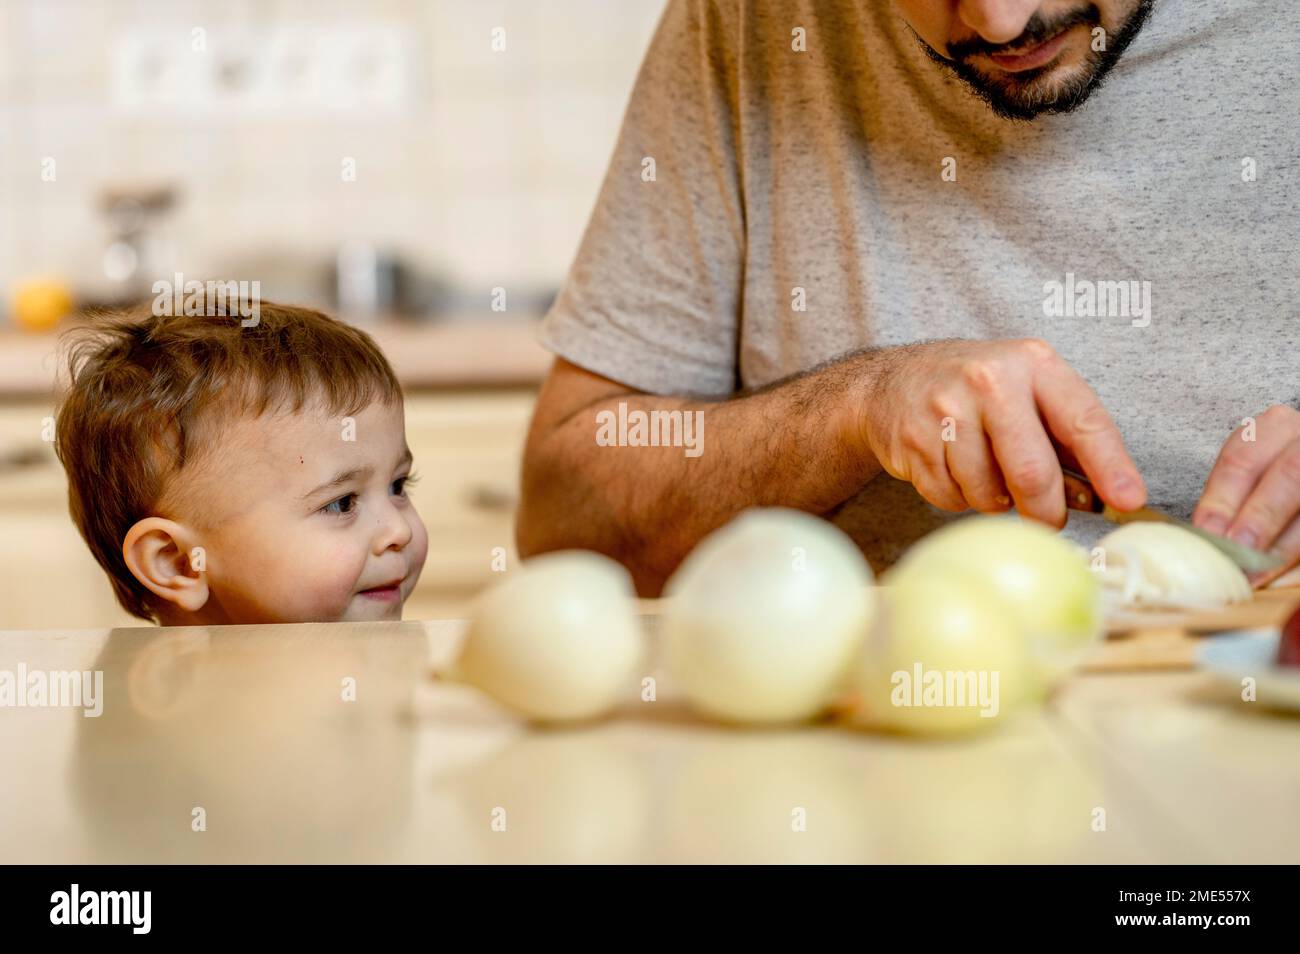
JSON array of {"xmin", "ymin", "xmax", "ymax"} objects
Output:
[
  {"xmin": 392, "ymin": 471, "xmax": 420, "ymax": 497},
  {"xmin": 322, "ymin": 493, "xmax": 357, "ymax": 516}
]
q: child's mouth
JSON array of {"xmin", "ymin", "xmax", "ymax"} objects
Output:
[{"xmin": 358, "ymin": 581, "xmax": 403, "ymax": 601}]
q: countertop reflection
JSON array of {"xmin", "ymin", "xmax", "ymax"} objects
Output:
[{"xmin": 1, "ymin": 619, "xmax": 1296, "ymax": 863}]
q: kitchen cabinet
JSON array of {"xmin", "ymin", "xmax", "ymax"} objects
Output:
[
  {"xmin": 0, "ymin": 390, "xmax": 537, "ymax": 630},
  {"xmin": 400, "ymin": 390, "xmax": 536, "ymax": 619}
]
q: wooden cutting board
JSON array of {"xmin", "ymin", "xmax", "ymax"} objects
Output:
[{"xmin": 1086, "ymin": 586, "xmax": 1300, "ymax": 672}]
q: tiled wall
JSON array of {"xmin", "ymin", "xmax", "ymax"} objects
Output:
[{"xmin": 0, "ymin": 0, "xmax": 668, "ymax": 318}]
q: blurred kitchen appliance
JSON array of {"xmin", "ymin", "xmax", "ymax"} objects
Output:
[
  {"xmin": 332, "ymin": 240, "xmax": 399, "ymax": 322},
  {"xmin": 96, "ymin": 184, "xmax": 178, "ymax": 306}
]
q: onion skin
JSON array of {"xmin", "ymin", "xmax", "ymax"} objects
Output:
[
  {"xmin": 663, "ymin": 508, "xmax": 875, "ymax": 724},
  {"xmin": 455, "ymin": 551, "xmax": 645, "ymax": 723}
]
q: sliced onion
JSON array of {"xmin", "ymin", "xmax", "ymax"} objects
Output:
[{"xmin": 1094, "ymin": 523, "xmax": 1250, "ymax": 610}]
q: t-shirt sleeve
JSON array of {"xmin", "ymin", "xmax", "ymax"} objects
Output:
[{"xmin": 536, "ymin": 0, "xmax": 745, "ymax": 397}]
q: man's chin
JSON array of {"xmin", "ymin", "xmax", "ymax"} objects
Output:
[
  {"xmin": 923, "ymin": 43, "xmax": 1108, "ymax": 121},
  {"xmin": 957, "ymin": 62, "xmax": 1103, "ymax": 121}
]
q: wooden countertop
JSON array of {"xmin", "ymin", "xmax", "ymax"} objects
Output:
[
  {"xmin": 2, "ymin": 595, "xmax": 1298, "ymax": 863},
  {"xmin": 0, "ymin": 318, "xmax": 553, "ymax": 397}
]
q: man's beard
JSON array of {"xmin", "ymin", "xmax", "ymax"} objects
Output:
[{"xmin": 915, "ymin": 2, "xmax": 1156, "ymax": 121}]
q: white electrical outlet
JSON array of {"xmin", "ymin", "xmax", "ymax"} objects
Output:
[{"xmin": 110, "ymin": 26, "xmax": 414, "ymax": 115}]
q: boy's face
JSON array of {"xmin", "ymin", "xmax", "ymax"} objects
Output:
[{"xmin": 168, "ymin": 398, "xmax": 428, "ymax": 624}]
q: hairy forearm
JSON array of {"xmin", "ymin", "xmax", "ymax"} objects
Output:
[{"xmin": 516, "ymin": 352, "xmax": 885, "ymax": 595}]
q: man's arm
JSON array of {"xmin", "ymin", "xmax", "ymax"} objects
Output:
[
  {"xmin": 518, "ymin": 339, "xmax": 1148, "ymax": 597},
  {"xmin": 516, "ymin": 356, "xmax": 880, "ymax": 596}
]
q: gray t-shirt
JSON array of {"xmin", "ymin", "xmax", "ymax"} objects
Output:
[{"xmin": 537, "ymin": 0, "xmax": 1300, "ymax": 573}]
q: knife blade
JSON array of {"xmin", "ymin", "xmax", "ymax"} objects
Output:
[{"xmin": 1060, "ymin": 467, "xmax": 1284, "ymax": 574}]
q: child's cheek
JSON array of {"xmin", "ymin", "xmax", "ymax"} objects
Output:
[
  {"xmin": 290, "ymin": 538, "xmax": 368, "ymax": 620},
  {"xmin": 409, "ymin": 516, "xmax": 430, "ymax": 580}
]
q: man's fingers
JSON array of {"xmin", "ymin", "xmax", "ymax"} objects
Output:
[
  {"xmin": 1247, "ymin": 514, "xmax": 1300, "ymax": 589},
  {"xmin": 1223, "ymin": 436, "xmax": 1300, "ymax": 552},
  {"xmin": 943, "ymin": 416, "xmax": 1011, "ymax": 512},
  {"xmin": 1032, "ymin": 360, "xmax": 1145, "ymax": 511},
  {"xmin": 1194, "ymin": 418, "xmax": 1296, "ymax": 536},
  {"xmin": 983, "ymin": 393, "xmax": 1066, "ymax": 528},
  {"xmin": 912, "ymin": 452, "xmax": 969, "ymax": 511}
]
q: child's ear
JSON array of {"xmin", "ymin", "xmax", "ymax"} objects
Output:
[{"xmin": 122, "ymin": 518, "xmax": 210, "ymax": 613}]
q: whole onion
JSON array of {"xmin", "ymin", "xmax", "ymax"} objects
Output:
[
  {"xmin": 663, "ymin": 508, "xmax": 876, "ymax": 724},
  {"xmin": 885, "ymin": 515, "xmax": 1102, "ymax": 694},
  {"xmin": 449, "ymin": 551, "xmax": 645, "ymax": 722}
]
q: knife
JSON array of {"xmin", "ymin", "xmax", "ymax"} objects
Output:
[{"xmin": 1060, "ymin": 467, "xmax": 1284, "ymax": 574}]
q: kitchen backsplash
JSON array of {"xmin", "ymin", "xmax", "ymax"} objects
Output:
[{"xmin": 0, "ymin": 0, "xmax": 666, "ymax": 315}]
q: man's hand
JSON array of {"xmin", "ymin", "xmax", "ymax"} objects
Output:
[
  {"xmin": 1194, "ymin": 404, "xmax": 1300, "ymax": 584},
  {"xmin": 857, "ymin": 338, "xmax": 1147, "ymax": 527}
]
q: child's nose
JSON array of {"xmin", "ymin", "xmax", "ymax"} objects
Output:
[{"xmin": 371, "ymin": 501, "xmax": 414, "ymax": 553}]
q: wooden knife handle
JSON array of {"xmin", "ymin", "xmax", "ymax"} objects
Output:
[{"xmin": 1062, "ymin": 468, "xmax": 1105, "ymax": 513}]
